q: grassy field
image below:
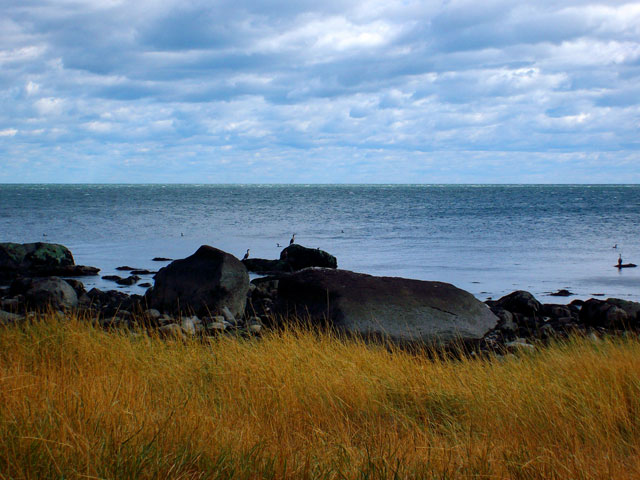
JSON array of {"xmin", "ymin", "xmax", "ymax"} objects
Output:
[{"xmin": 1, "ymin": 315, "xmax": 639, "ymax": 479}]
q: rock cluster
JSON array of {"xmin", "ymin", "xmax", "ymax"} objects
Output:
[
  {"xmin": 1, "ymin": 242, "xmax": 639, "ymax": 352},
  {"xmin": 482, "ymin": 290, "xmax": 640, "ymax": 352}
]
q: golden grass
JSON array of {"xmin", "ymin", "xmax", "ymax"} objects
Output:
[{"xmin": 1, "ymin": 315, "xmax": 639, "ymax": 479}]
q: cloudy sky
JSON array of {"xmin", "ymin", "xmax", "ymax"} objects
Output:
[{"xmin": 1, "ymin": 0, "xmax": 639, "ymax": 183}]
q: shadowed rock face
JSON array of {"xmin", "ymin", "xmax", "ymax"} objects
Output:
[
  {"xmin": 277, "ymin": 268, "xmax": 498, "ymax": 346},
  {"xmin": 279, "ymin": 244, "xmax": 337, "ymax": 271},
  {"xmin": 148, "ymin": 245, "xmax": 249, "ymax": 318}
]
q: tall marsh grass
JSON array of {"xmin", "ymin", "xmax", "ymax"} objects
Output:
[{"xmin": 1, "ymin": 315, "xmax": 639, "ymax": 479}]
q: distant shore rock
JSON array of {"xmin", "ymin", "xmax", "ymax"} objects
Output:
[
  {"xmin": 242, "ymin": 244, "xmax": 337, "ymax": 274},
  {"xmin": 147, "ymin": 245, "xmax": 249, "ymax": 318},
  {"xmin": 276, "ymin": 268, "xmax": 498, "ymax": 346},
  {"xmin": 0, "ymin": 242, "xmax": 99, "ymax": 282}
]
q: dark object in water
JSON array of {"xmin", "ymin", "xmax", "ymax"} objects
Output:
[
  {"xmin": 550, "ymin": 289, "xmax": 574, "ymax": 297},
  {"xmin": 152, "ymin": 257, "xmax": 173, "ymax": 262},
  {"xmin": 615, "ymin": 263, "xmax": 637, "ymax": 269}
]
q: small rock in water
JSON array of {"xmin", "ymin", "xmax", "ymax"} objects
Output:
[
  {"xmin": 116, "ymin": 266, "xmax": 136, "ymax": 271},
  {"xmin": 130, "ymin": 269, "xmax": 154, "ymax": 275},
  {"xmin": 152, "ymin": 257, "xmax": 173, "ymax": 262},
  {"xmin": 116, "ymin": 275, "xmax": 140, "ymax": 286},
  {"xmin": 139, "ymin": 283, "xmax": 152, "ymax": 288},
  {"xmin": 550, "ymin": 289, "xmax": 574, "ymax": 297},
  {"xmin": 102, "ymin": 275, "xmax": 122, "ymax": 282}
]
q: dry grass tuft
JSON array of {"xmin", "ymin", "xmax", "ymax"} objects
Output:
[{"xmin": 1, "ymin": 314, "xmax": 639, "ymax": 479}]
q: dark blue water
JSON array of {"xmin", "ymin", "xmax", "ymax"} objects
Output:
[{"xmin": 1, "ymin": 184, "xmax": 639, "ymax": 303}]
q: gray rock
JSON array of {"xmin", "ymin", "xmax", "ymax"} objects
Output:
[
  {"xmin": 0, "ymin": 310, "xmax": 23, "ymax": 324},
  {"xmin": 207, "ymin": 322, "xmax": 227, "ymax": 332},
  {"xmin": 277, "ymin": 268, "xmax": 497, "ymax": 346},
  {"xmin": 23, "ymin": 277, "xmax": 78, "ymax": 310},
  {"xmin": 505, "ymin": 339, "xmax": 535, "ymax": 351},
  {"xmin": 148, "ymin": 245, "xmax": 249, "ymax": 318},
  {"xmin": 144, "ymin": 309, "xmax": 162, "ymax": 320},
  {"xmin": 494, "ymin": 308, "xmax": 517, "ymax": 334},
  {"xmin": 158, "ymin": 323, "xmax": 187, "ymax": 340},
  {"xmin": 181, "ymin": 315, "xmax": 201, "ymax": 335},
  {"xmin": 248, "ymin": 323, "xmax": 263, "ymax": 334},
  {"xmin": 221, "ymin": 306, "xmax": 236, "ymax": 324}
]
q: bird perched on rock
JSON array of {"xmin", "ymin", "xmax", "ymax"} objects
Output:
[
  {"xmin": 290, "ymin": 233, "xmax": 296, "ymax": 245},
  {"xmin": 242, "ymin": 249, "xmax": 250, "ymax": 261}
]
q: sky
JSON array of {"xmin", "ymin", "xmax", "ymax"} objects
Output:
[{"xmin": 0, "ymin": 0, "xmax": 639, "ymax": 183}]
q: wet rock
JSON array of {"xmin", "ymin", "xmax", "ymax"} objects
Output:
[
  {"xmin": 102, "ymin": 275, "xmax": 122, "ymax": 282},
  {"xmin": 116, "ymin": 266, "xmax": 136, "ymax": 271},
  {"xmin": 152, "ymin": 257, "xmax": 173, "ymax": 262},
  {"xmin": 148, "ymin": 245, "xmax": 249, "ymax": 318},
  {"xmin": 116, "ymin": 275, "xmax": 140, "ymax": 286},
  {"xmin": 277, "ymin": 268, "xmax": 497, "ymax": 346},
  {"xmin": 139, "ymin": 282, "xmax": 152, "ymax": 288},
  {"xmin": 550, "ymin": 289, "xmax": 574, "ymax": 297}
]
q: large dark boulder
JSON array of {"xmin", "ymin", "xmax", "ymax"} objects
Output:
[
  {"xmin": 580, "ymin": 298, "xmax": 637, "ymax": 329},
  {"xmin": 0, "ymin": 242, "xmax": 99, "ymax": 281},
  {"xmin": 280, "ymin": 244, "xmax": 337, "ymax": 271},
  {"xmin": 490, "ymin": 290, "xmax": 542, "ymax": 317},
  {"xmin": 19, "ymin": 277, "xmax": 78, "ymax": 310},
  {"xmin": 276, "ymin": 268, "xmax": 497, "ymax": 346},
  {"xmin": 148, "ymin": 245, "xmax": 249, "ymax": 318}
]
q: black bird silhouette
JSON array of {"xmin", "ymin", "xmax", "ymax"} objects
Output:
[{"xmin": 242, "ymin": 249, "xmax": 250, "ymax": 261}]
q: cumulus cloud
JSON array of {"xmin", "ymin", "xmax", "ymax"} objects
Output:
[{"xmin": 0, "ymin": 0, "xmax": 638, "ymax": 182}]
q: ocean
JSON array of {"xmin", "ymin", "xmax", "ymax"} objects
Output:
[{"xmin": 1, "ymin": 184, "xmax": 639, "ymax": 303}]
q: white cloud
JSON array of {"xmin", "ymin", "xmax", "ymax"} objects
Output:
[
  {"xmin": 0, "ymin": 0, "xmax": 638, "ymax": 182},
  {"xmin": 0, "ymin": 128, "xmax": 18, "ymax": 137},
  {"xmin": 34, "ymin": 97, "xmax": 65, "ymax": 116}
]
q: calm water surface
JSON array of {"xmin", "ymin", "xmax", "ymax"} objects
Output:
[{"xmin": 1, "ymin": 184, "xmax": 639, "ymax": 303}]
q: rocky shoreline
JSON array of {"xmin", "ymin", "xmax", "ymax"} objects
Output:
[{"xmin": 1, "ymin": 242, "xmax": 638, "ymax": 352}]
